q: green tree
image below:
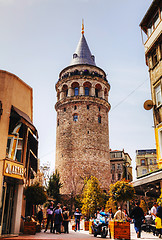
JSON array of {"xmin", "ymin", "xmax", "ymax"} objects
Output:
[
  {"xmin": 81, "ymin": 176, "xmax": 104, "ymax": 218},
  {"xmin": 105, "ymin": 197, "xmax": 117, "ymax": 213},
  {"xmin": 109, "ymin": 179, "xmax": 135, "ymax": 219},
  {"xmin": 47, "ymin": 170, "xmax": 63, "ymax": 204},
  {"xmin": 24, "ymin": 182, "xmax": 47, "ymax": 216}
]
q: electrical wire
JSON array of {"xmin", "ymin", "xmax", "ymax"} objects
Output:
[{"xmin": 111, "ymin": 78, "xmax": 149, "ymax": 112}]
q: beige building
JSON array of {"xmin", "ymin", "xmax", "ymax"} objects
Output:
[
  {"xmin": 135, "ymin": 149, "xmax": 158, "ymax": 177},
  {"xmin": 55, "ymin": 27, "xmax": 111, "ymax": 195},
  {"xmin": 140, "ymin": 0, "xmax": 162, "ymax": 168},
  {"xmin": 132, "ymin": 1, "xmax": 162, "ymax": 197},
  {"xmin": 0, "ymin": 70, "xmax": 38, "ymax": 236},
  {"xmin": 110, "ymin": 150, "xmax": 132, "ymax": 183}
]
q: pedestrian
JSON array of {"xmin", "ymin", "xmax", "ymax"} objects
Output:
[
  {"xmin": 44, "ymin": 201, "xmax": 54, "ymax": 233},
  {"xmin": 37, "ymin": 207, "xmax": 43, "ymax": 226},
  {"xmin": 53, "ymin": 204, "xmax": 63, "ymax": 234},
  {"xmin": 114, "ymin": 207, "xmax": 126, "ymax": 221},
  {"xmin": 130, "ymin": 201, "xmax": 145, "ymax": 238},
  {"xmin": 151, "ymin": 202, "xmax": 157, "ymax": 222},
  {"xmin": 155, "ymin": 212, "xmax": 162, "ymax": 238},
  {"xmin": 108, "ymin": 208, "xmax": 114, "ymax": 220},
  {"xmin": 74, "ymin": 208, "xmax": 82, "ymax": 232},
  {"xmin": 151, "ymin": 202, "xmax": 157, "ymax": 236},
  {"xmin": 157, "ymin": 203, "xmax": 162, "ymax": 219},
  {"xmin": 62, "ymin": 206, "xmax": 70, "ymax": 233}
]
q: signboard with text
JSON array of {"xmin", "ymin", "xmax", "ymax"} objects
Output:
[{"xmin": 3, "ymin": 160, "xmax": 24, "ymax": 180}]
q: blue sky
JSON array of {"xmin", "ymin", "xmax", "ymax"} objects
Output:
[{"xmin": 0, "ymin": 0, "xmax": 154, "ymax": 179}]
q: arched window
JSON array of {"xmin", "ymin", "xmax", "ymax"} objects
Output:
[
  {"xmin": 83, "ymin": 81, "xmax": 91, "ymax": 96},
  {"xmin": 71, "ymin": 82, "xmax": 79, "ymax": 96},
  {"xmin": 95, "ymin": 84, "xmax": 102, "ymax": 98},
  {"xmin": 74, "ymin": 87, "xmax": 79, "ymax": 96},
  {"xmin": 85, "ymin": 87, "xmax": 89, "ymax": 96},
  {"xmin": 62, "ymin": 84, "xmax": 68, "ymax": 98},
  {"xmin": 73, "ymin": 114, "xmax": 78, "ymax": 122}
]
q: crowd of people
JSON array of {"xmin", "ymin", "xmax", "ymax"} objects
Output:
[
  {"xmin": 42, "ymin": 201, "xmax": 82, "ymax": 234},
  {"xmin": 37, "ymin": 200, "xmax": 162, "ymax": 238}
]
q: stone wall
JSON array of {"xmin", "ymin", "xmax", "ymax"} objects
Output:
[{"xmin": 55, "ymin": 65, "xmax": 111, "ymax": 195}]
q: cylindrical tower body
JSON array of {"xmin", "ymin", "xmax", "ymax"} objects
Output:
[{"xmin": 55, "ymin": 33, "xmax": 111, "ymax": 195}]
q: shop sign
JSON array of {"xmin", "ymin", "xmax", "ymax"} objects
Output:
[{"xmin": 3, "ymin": 160, "xmax": 24, "ymax": 180}]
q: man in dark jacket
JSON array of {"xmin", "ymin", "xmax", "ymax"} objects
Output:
[{"xmin": 130, "ymin": 201, "xmax": 145, "ymax": 238}]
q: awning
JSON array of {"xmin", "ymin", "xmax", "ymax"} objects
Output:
[
  {"xmin": 11, "ymin": 106, "xmax": 38, "ymax": 137},
  {"xmin": 132, "ymin": 169, "xmax": 162, "ymax": 197}
]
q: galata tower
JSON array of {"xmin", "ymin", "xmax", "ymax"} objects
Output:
[{"xmin": 55, "ymin": 25, "xmax": 111, "ymax": 195}]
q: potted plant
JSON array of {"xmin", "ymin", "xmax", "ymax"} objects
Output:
[
  {"xmin": 108, "ymin": 179, "xmax": 135, "ymax": 240},
  {"xmin": 23, "ymin": 183, "xmax": 47, "ymax": 235}
]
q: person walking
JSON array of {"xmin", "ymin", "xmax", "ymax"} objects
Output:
[
  {"xmin": 62, "ymin": 206, "xmax": 70, "ymax": 233},
  {"xmin": 44, "ymin": 201, "xmax": 54, "ymax": 233},
  {"xmin": 74, "ymin": 208, "xmax": 82, "ymax": 232},
  {"xmin": 53, "ymin": 204, "xmax": 63, "ymax": 234},
  {"xmin": 130, "ymin": 201, "xmax": 145, "ymax": 238}
]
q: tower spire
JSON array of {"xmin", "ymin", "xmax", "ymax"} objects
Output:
[{"xmin": 81, "ymin": 19, "xmax": 84, "ymax": 35}]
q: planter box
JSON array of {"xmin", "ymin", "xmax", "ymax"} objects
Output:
[
  {"xmin": 84, "ymin": 221, "xmax": 89, "ymax": 231},
  {"xmin": 109, "ymin": 221, "xmax": 130, "ymax": 240},
  {"xmin": 24, "ymin": 222, "xmax": 36, "ymax": 235}
]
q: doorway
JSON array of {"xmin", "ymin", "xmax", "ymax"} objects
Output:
[{"xmin": 2, "ymin": 183, "xmax": 15, "ymax": 234}]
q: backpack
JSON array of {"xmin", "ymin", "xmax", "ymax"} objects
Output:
[{"xmin": 64, "ymin": 212, "xmax": 68, "ymax": 220}]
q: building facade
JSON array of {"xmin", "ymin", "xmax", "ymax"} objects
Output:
[
  {"xmin": 55, "ymin": 28, "xmax": 111, "ymax": 195},
  {"xmin": 110, "ymin": 150, "xmax": 132, "ymax": 183},
  {"xmin": 135, "ymin": 149, "xmax": 158, "ymax": 177},
  {"xmin": 140, "ymin": 0, "xmax": 162, "ymax": 168},
  {"xmin": 0, "ymin": 70, "xmax": 38, "ymax": 236}
]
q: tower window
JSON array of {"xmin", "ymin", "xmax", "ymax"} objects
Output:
[
  {"xmin": 87, "ymin": 105, "xmax": 89, "ymax": 110},
  {"xmin": 98, "ymin": 115, "xmax": 101, "ymax": 123},
  {"xmin": 74, "ymin": 105, "xmax": 77, "ymax": 110},
  {"xmin": 74, "ymin": 87, "xmax": 79, "ymax": 96},
  {"xmin": 57, "ymin": 119, "xmax": 59, "ymax": 126},
  {"xmin": 98, "ymin": 107, "xmax": 100, "ymax": 111},
  {"xmin": 73, "ymin": 114, "xmax": 78, "ymax": 122},
  {"xmin": 64, "ymin": 108, "xmax": 66, "ymax": 112},
  {"xmin": 66, "ymin": 89, "xmax": 68, "ymax": 97},
  {"xmin": 85, "ymin": 87, "xmax": 89, "ymax": 96},
  {"xmin": 95, "ymin": 89, "xmax": 99, "ymax": 97}
]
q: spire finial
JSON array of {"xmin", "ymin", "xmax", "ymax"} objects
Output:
[{"xmin": 81, "ymin": 19, "xmax": 84, "ymax": 35}]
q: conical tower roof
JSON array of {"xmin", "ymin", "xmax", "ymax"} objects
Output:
[{"xmin": 70, "ymin": 32, "xmax": 96, "ymax": 66}]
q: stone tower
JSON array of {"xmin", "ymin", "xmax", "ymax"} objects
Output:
[{"xmin": 55, "ymin": 26, "xmax": 111, "ymax": 195}]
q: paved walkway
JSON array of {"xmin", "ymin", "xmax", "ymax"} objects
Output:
[{"xmin": 1, "ymin": 223, "xmax": 161, "ymax": 240}]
